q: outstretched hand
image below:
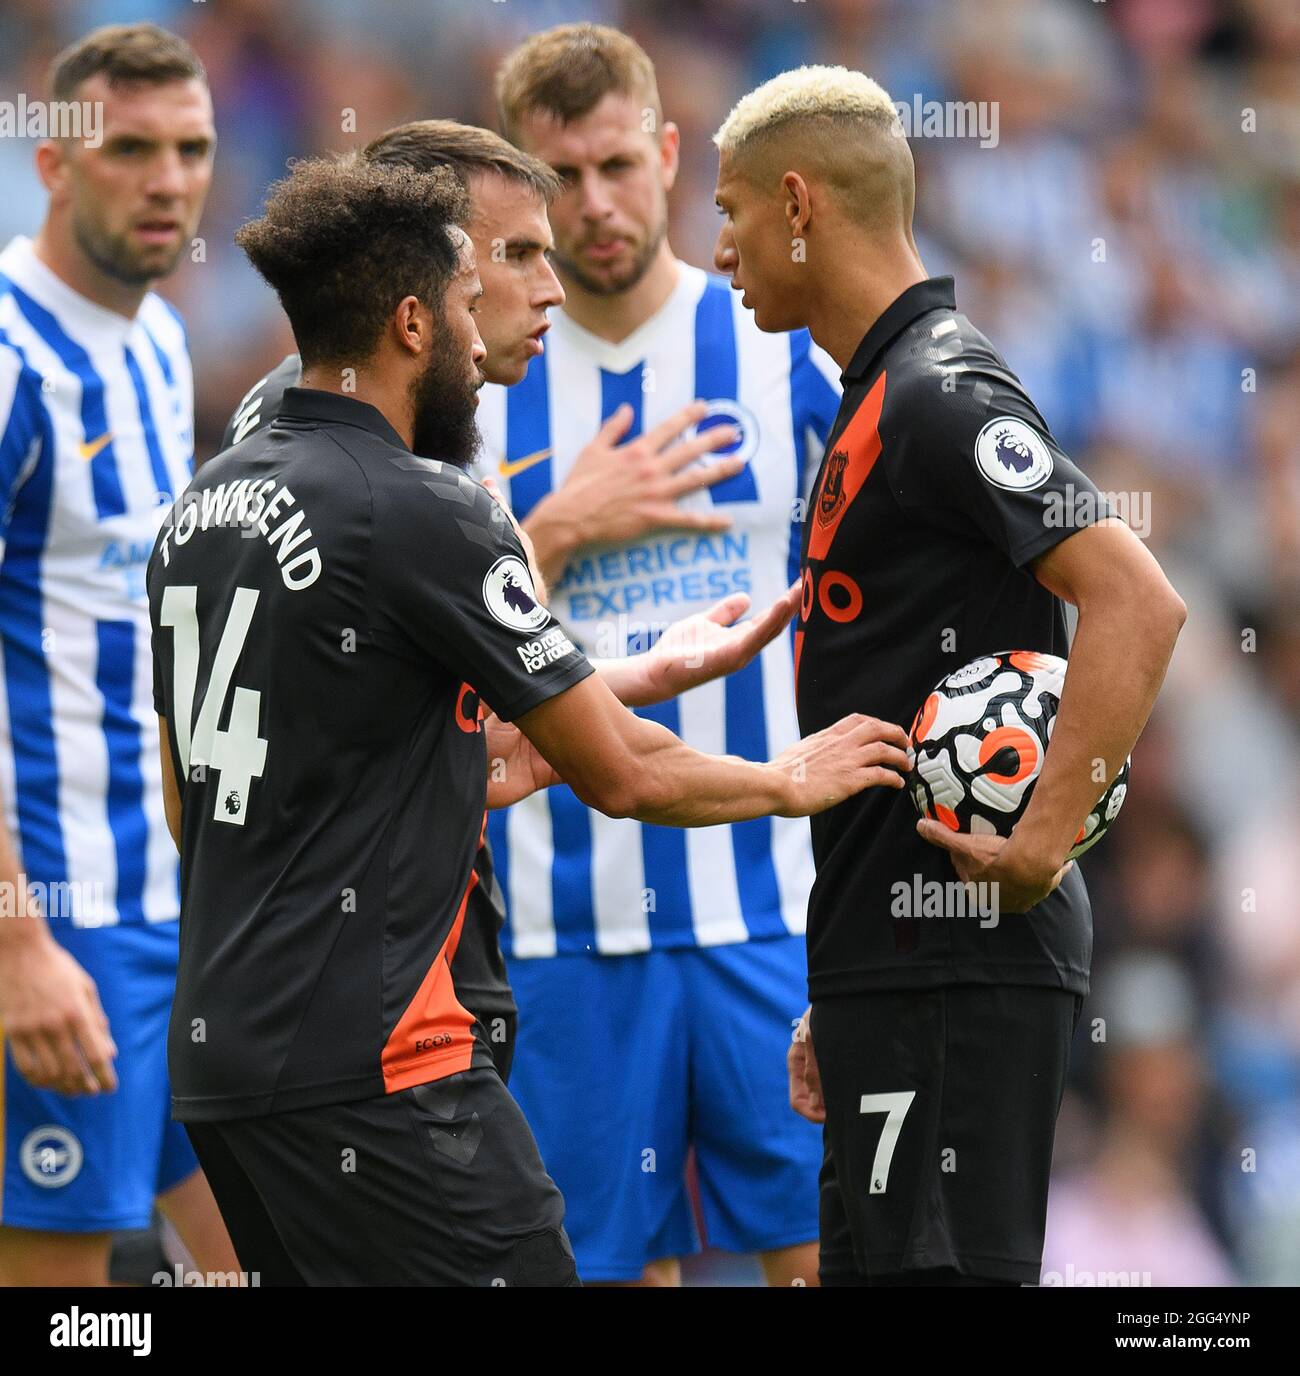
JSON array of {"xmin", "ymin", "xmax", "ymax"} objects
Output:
[
  {"xmin": 773, "ymin": 714, "xmax": 911, "ymax": 816},
  {"xmin": 637, "ymin": 583, "xmax": 801, "ymax": 706}
]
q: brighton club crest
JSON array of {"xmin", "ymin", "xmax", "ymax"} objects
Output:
[{"xmin": 20, "ymin": 1125, "xmax": 83, "ymax": 1187}]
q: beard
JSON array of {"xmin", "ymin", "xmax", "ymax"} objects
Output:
[
  {"xmin": 408, "ymin": 322, "xmax": 483, "ymax": 468},
  {"xmin": 73, "ymin": 212, "xmax": 184, "ymax": 287},
  {"xmin": 552, "ymin": 209, "xmax": 667, "ymax": 297}
]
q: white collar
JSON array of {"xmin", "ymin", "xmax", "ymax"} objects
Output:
[
  {"xmin": 548, "ymin": 260, "xmax": 707, "ymax": 373},
  {"xmin": 0, "ymin": 235, "xmax": 146, "ymax": 339}
]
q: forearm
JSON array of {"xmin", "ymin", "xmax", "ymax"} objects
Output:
[
  {"xmin": 518, "ymin": 672, "xmax": 853, "ymax": 823},
  {"xmin": 590, "ymin": 655, "xmax": 658, "ymax": 709},
  {"xmin": 520, "ymin": 673, "xmax": 905, "ymax": 825},
  {"xmin": 565, "ymin": 711, "xmax": 794, "ymax": 825},
  {"xmin": 599, "ymin": 715, "xmax": 792, "ymax": 820},
  {"xmin": 1016, "ymin": 587, "xmax": 1184, "ymax": 865}
]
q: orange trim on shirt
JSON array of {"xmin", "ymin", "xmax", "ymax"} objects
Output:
[
  {"xmin": 806, "ymin": 371, "xmax": 887, "ymax": 563},
  {"xmin": 380, "ymin": 838, "xmax": 482, "ymax": 1094}
]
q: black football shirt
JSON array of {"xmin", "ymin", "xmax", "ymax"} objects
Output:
[
  {"xmin": 221, "ymin": 356, "xmax": 517, "ymax": 1024},
  {"xmin": 797, "ymin": 277, "xmax": 1106, "ymax": 999},
  {"xmin": 150, "ymin": 387, "xmax": 592, "ymax": 1120}
]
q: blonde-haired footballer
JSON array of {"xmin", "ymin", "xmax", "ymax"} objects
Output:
[{"xmin": 713, "ymin": 67, "xmax": 1186, "ymax": 1286}]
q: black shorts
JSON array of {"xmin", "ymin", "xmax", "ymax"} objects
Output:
[
  {"xmin": 185, "ymin": 1066, "xmax": 577, "ymax": 1286},
  {"xmin": 812, "ymin": 985, "xmax": 1083, "ymax": 1286}
]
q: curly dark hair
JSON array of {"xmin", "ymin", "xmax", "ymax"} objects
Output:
[{"xmin": 235, "ymin": 156, "xmax": 470, "ymax": 368}]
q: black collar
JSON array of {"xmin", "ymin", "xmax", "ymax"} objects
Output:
[
  {"xmin": 275, "ymin": 387, "xmax": 408, "ymax": 451},
  {"xmin": 842, "ymin": 276, "xmax": 957, "ymax": 383}
]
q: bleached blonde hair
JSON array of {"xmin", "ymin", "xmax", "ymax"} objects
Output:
[
  {"xmin": 713, "ymin": 66, "xmax": 913, "ymax": 230},
  {"xmin": 713, "ymin": 65, "xmax": 900, "ymax": 154}
]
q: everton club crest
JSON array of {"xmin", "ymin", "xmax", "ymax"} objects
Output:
[{"xmin": 816, "ymin": 448, "xmax": 849, "ymax": 526}]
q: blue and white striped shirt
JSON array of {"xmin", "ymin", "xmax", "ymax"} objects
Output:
[
  {"xmin": 475, "ymin": 262, "xmax": 841, "ymax": 956},
  {"xmin": 0, "ymin": 236, "xmax": 193, "ymax": 926}
]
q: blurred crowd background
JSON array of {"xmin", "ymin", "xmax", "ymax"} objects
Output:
[{"xmin": 2, "ymin": 0, "xmax": 1298, "ymax": 1286}]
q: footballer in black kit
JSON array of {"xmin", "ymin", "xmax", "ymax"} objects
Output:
[
  {"xmin": 795, "ymin": 277, "xmax": 1097, "ymax": 1285},
  {"xmin": 714, "ymin": 71, "xmax": 1184, "ymax": 1289},
  {"xmin": 220, "ymin": 354, "xmax": 520, "ymax": 1081},
  {"xmin": 150, "ymin": 385, "xmax": 590, "ymax": 1284},
  {"xmin": 797, "ymin": 278, "xmax": 1096, "ymax": 996}
]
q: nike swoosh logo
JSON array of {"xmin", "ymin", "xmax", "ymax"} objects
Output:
[
  {"xmin": 498, "ymin": 447, "xmax": 552, "ymax": 479},
  {"xmin": 78, "ymin": 432, "xmax": 113, "ymax": 462}
]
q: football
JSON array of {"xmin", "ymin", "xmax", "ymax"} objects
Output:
[{"xmin": 907, "ymin": 651, "xmax": 1130, "ymax": 860}]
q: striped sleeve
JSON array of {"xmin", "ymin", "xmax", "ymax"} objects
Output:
[{"xmin": 0, "ymin": 335, "xmax": 46, "ymax": 545}]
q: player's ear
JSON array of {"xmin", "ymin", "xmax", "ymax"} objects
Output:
[
  {"xmin": 35, "ymin": 139, "xmax": 71, "ymax": 198},
  {"xmin": 782, "ymin": 171, "xmax": 811, "ymax": 239},
  {"xmin": 659, "ymin": 120, "xmax": 680, "ymax": 191},
  {"xmin": 391, "ymin": 295, "xmax": 429, "ymax": 358}
]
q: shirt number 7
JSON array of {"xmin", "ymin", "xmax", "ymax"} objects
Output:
[{"xmin": 859, "ymin": 1091, "xmax": 916, "ymax": 1194}]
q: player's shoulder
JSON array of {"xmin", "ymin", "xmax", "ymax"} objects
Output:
[
  {"xmin": 222, "ymin": 353, "xmax": 302, "ymax": 450},
  {"xmin": 873, "ymin": 311, "xmax": 1069, "ymax": 501},
  {"xmin": 0, "ymin": 319, "xmax": 27, "ymax": 375},
  {"xmin": 0, "ymin": 309, "xmax": 43, "ymax": 414},
  {"xmin": 882, "ymin": 310, "xmax": 1035, "ymax": 425},
  {"xmin": 244, "ymin": 353, "xmax": 302, "ymax": 410},
  {"xmin": 369, "ymin": 453, "xmax": 517, "ymax": 571},
  {"xmin": 371, "ymin": 447, "xmax": 497, "ymax": 521},
  {"xmin": 183, "ymin": 440, "xmax": 249, "ymax": 491},
  {"xmin": 139, "ymin": 290, "xmax": 189, "ymax": 354},
  {"xmin": 0, "ymin": 238, "xmax": 29, "ymax": 300},
  {"xmin": 0, "ymin": 270, "xmax": 32, "ymax": 356}
]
